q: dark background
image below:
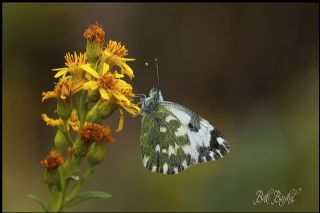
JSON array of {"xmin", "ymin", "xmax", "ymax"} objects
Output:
[{"xmin": 3, "ymin": 3, "xmax": 319, "ymax": 212}]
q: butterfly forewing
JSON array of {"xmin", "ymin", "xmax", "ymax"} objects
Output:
[
  {"xmin": 140, "ymin": 101, "xmax": 230, "ymax": 175},
  {"xmin": 161, "ymin": 102, "xmax": 230, "ymax": 163}
]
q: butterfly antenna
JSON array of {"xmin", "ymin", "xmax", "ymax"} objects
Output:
[
  {"xmin": 145, "ymin": 61, "xmax": 155, "ymax": 88},
  {"xmin": 154, "ymin": 58, "xmax": 160, "ymax": 88},
  {"xmin": 145, "ymin": 59, "xmax": 160, "ymax": 89}
]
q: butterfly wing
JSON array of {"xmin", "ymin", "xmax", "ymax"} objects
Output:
[
  {"xmin": 160, "ymin": 101, "xmax": 230, "ymax": 165},
  {"xmin": 140, "ymin": 101, "xmax": 230, "ymax": 175},
  {"xmin": 140, "ymin": 104, "xmax": 192, "ymax": 175}
]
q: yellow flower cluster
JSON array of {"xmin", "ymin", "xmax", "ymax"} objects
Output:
[
  {"xmin": 36, "ymin": 23, "xmax": 136, "ymax": 212},
  {"xmin": 41, "ymin": 23, "xmax": 140, "ymax": 132}
]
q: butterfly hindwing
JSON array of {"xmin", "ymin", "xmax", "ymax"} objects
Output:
[{"xmin": 140, "ymin": 104, "xmax": 193, "ymax": 175}]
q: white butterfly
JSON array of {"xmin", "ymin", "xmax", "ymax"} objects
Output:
[{"xmin": 138, "ymin": 61, "xmax": 230, "ymax": 175}]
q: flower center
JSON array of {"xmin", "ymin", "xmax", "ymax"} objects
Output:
[
  {"xmin": 98, "ymin": 74, "xmax": 116, "ymax": 90},
  {"xmin": 55, "ymin": 78, "xmax": 73, "ymax": 99}
]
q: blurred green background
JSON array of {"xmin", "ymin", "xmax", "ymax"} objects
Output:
[{"xmin": 3, "ymin": 3, "xmax": 319, "ymax": 212}]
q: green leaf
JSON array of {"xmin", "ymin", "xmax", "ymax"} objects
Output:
[
  {"xmin": 26, "ymin": 194, "xmax": 48, "ymax": 212},
  {"xmin": 65, "ymin": 191, "xmax": 112, "ymax": 208}
]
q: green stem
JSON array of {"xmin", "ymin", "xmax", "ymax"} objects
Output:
[
  {"xmin": 84, "ymin": 100, "xmax": 90, "ymax": 121},
  {"xmin": 75, "ymin": 91, "xmax": 85, "ymax": 133},
  {"xmin": 47, "ymin": 185, "xmax": 57, "ymax": 212},
  {"xmin": 62, "ymin": 121, "xmax": 73, "ymax": 146},
  {"xmin": 66, "ymin": 166, "xmax": 94, "ymax": 203},
  {"xmin": 55, "ymin": 180, "xmax": 70, "ymax": 212},
  {"xmin": 49, "ymin": 156, "xmax": 75, "ymax": 212}
]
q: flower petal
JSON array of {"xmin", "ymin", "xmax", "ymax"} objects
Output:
[
  {"xmin": 120, "ymin": 62, "xmax": 134, "ymax": 79},
  {"xmin": 113, "ymin": 90, "xmax": 130, "ymax": 104},
  {"xmin": 42, "ymin": 91, "xmax": 57, "ymax": 102},
  {"xmin": 85, "ymin": 73, "xmax": 93, "ymax": 80},
  {"xmin": 102, "ymin": 63, "xmax": 110, "ymax": 74},
  {"xmin": 118, "ymin": 102, "xmax": 140, "ymax": 117},
  {"xmin": 54, "ymin": 69, "xmax": 69, "ymax": 78},
  {"xmin": 99, "ymin": 87, "xmax": 110, "ymax": 100},
  {"xmin": 121, "ymin": 58, "xmax": 136, "ymax": 61},
  {"xmin": 52, "ymin": 67, "xmax": 68, "ymax": 71},
  {"xmin": 113, "ymin": 71, "xmax": 124, "ymax": 79},
  {"xmin": 81, "ymin": 64, "xmax": 100, "ymax": 79},
  {"xmin": 41, "ymin": 113, "xmax": 63, "ymax": 126},
  {"xmin": 117, "ymin": 79, "xmax": 132, "ymax": 89},
  {"xmin": 116, "ymin": 109, "xmax": 124, "ymax": 132},
  {"xmin": 82, "ymin": 81, "xmax": 99, "ymax": 90}
]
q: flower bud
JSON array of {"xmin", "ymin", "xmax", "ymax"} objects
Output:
[
  {"xmin": 86, "ymin": 100, "xmax": 116, "ymax": 123},
  {"xmin": 83, "ymin": 23, "xmax": 105, "ymax": 47},
  {"xmin": 87, "ymin": 89, "xmax": 100, "ymax": 102},
  {"xmin": 73, "ymin": 139, "xmax": 89, "ymax": 158},
  {"xmin": 87, "ymin": 142, "xmax": 106, "ymax": 167},
  {"xmin": 57, "ymin": 99, "xmax": 72, "ymax": 121},
  {"xmin": 41, "ymin": 150, "xmax": 64, "ymax": 171},
  {"xmin": 86, "ymin": 101, "xmax": 102, "ymax": 123},
  {"xmin": 41, "ymin": 150, "xmax": 64, "ymax": 187},
  {"xmin": 54, "ymin": 129, "xmax": 68, "ymax": 152},
  {"xmin": 81, "ymin": 122, "xmax": 114, "ymax": 144},
  {"xmin": 99, "ymin": 101, "xmax": 117, "ymax": 119}
]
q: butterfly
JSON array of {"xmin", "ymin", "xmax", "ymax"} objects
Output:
[{"xmin": 137, "ymin": 60, "xmax": 230, "ymax": 175}]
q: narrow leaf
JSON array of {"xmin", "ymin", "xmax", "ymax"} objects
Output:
[
  {"xmin": 65, "ymin": 191, "xmax": 112, "ymax": 208},
  {"xmin": 26, "ymin": 194, "xmax": 48, "ymax": 211}
]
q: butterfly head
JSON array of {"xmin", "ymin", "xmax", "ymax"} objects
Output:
[
  {"xmin": 140, "ymin": 88, "xmax": 164, "ymax": 115},
  {"xmin": 138, "ymin": 58, "xmax": 164, "ymax": 115}
]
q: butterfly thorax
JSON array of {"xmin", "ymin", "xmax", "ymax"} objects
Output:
[{"xmin": 141, "ymin": 88, "xmax": 164, "ymax": 115}]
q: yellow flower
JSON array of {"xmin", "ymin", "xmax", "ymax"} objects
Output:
[
  {"xmin": 41, "ymin": 109, "xmax": 80, "ymax": 131},
  {"xmin": 81, "ymin": 63, "xmax": 125, "ymax": 101},
  {"xmin": 81, "ymin": 64, "xmax": 140, "ymax": 113},
  {"xmin": 106, "ymin": 40, "xmax": 128, "ymax": 58},
  {"xmin": 116, "ymin": 82, "xmax": 141, "ymax": 117},
  {"xmin": 52, "ymin": 52, "xmax": 87, "ymax": 81},
  {"xmin": 117, "ymin": 97, "xmax": 141, "ymax": 117},
  {"xmin": 81, "ymin": 63, "xmax": 140, "ymax": 131},
  {"xmin": 42, "ymin": 76, "xmax": 83, "ymax": 102},
  {"xmin": 101, "ymin": 40, "xmax": 135, "ymax": 79}
]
